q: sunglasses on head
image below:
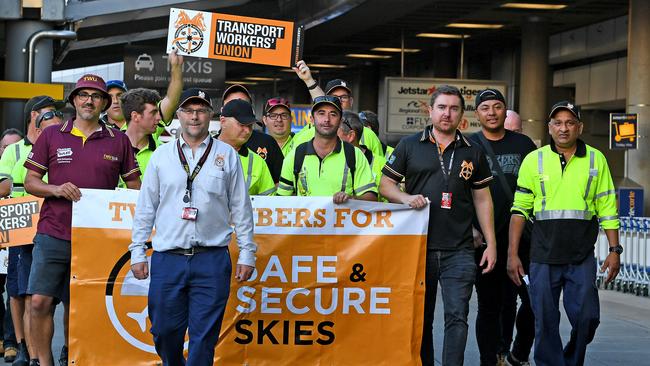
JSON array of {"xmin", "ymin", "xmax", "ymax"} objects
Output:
[
  {"xmin": 266, "ymin": 97, "xmax": 290, "ymax": 109},
  {"xmin": 36, "ymin": 110, "xmax": 64, "ymax": 128},
  {"xmin": 313, "ymin": 95, "xmax": 341, "ymax": 104}
]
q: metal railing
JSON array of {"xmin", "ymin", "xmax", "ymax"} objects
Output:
[{"xmin": 596, "ymin": 217, "xmax": 650, "ymax": 296}]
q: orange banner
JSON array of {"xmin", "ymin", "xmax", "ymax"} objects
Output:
[
  {"xmin": 70, "ymin": 190, "xmax": 428, "ymax": 365},
  {"xmin": 0, "ymin": 196, "xmax": 43, "ymax": 248},
  {"xmin": 167, "ymin": 8, "xmax": 304, "ymax": 67}
]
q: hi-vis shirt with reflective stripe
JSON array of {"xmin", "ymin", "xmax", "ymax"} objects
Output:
[
  {"xmin": 0, "ymin": 139, "xmax": 47, "ymax": 198},
  {"xmin": 512, "ymin": 141, "xmax": 618, "ymax": 229},
  {"xmin": 239, "ymin": 147, "xmax": 276, "ymax": 196}
]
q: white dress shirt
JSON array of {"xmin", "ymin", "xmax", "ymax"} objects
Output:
[{"xmin": 129, "ymin": 134, "xmax": 256, "ymax": 267}]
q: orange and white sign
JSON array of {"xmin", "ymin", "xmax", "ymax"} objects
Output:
[
  {"xmin": 70, "ymin": 190, "xmax": 428, "ymax": 365},
  {"xmin": 0, "ymin": 196, "xmax": 43, "ymax": 248},
  {"xmin": 166, "ymin": 8, "xmax": 304, "ymax": 67}
]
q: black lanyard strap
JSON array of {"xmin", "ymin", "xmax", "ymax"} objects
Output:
[
  {"xmin": 431, "ymin": 133, "xmax": 457, "ymax": 189},
  {"xmin": 177, "ymin": 137, "xmax": 214, "ymax": 202}
]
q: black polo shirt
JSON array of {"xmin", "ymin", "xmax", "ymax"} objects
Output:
[
  {"xmin": 246, "ymin": 130, "xmax": 284, "ymax": 183},
  {"xmin": 382, "ymin": 126, "xmax": 493, "ymax": 251}
]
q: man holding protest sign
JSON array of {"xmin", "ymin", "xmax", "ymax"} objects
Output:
[
  {"xmin": 24, "ymin": 75, "xmax": 141, "ymax": 366},
  {"xmin": 0, "ymin": 95, "xmax": 64, "ymax": 366},
  {"xmin": 380, "ymin": 85, "xmax": 497, "ymax": 366},
  {"xmin": 129, "ymin": 87, "xmax": 256, "ymax": 366}
]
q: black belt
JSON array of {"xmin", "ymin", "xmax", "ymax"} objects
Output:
[{"xmin": 165, "ymin": 246, "xmax": 222, "ymax": 256}]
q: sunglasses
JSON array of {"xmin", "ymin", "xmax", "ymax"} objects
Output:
[
  {"xmin": 36, "ymin": 110, "xmax": 64, "ymax": 128},
  {"xmin": 313, "ymin": 95, "xmax": 341, "ymax": 105}
]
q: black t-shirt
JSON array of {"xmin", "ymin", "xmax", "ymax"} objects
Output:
[
  {"xmin": 383, "ymin": 126, "xmax": 493, "ymax": 251},
  {"xmin": 469, "ymin": 130, "xmax": 537, "ymax": 240},
  {"xmin": 246, "ymin": 130, "xmax": 284, "ymax": 183}
]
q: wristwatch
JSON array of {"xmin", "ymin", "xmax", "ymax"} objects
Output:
[{"xmin": 608, "ymin": 245, "xmax": 623, "ymax": 255}]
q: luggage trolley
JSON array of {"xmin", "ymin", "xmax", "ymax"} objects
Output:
[{"xmin": 640, "ymin": 218, "xmax": 650, "ymax": 296}]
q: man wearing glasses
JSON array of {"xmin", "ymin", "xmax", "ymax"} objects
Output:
[
  {"xmin": 0, "ymin": 95, "xmax": 64, "ymax": 366},
  {"xmin": 277, "ymin": 96, "xmax": 377, "ymax": 203},
  {"xmin": 218, "ymin": 99, "xmax": 275, "ymax": 196},
  {"xmin": 130, "ymin": 88, "xmax": 255, "ymax": 366},
  {"xmin": 262, "ymin": 97, "xmax": 295, "ymax": 156},
  {"xmin": 292, "ymin": 60, "xmax": 384, "ymax": 158},
  {"xmin": 24, "ymin": 75, "xmax": 141, "ymax": 366},
  {"xmin": 508, "ymin": 101, "xmax": 620, "ymax": 366}
]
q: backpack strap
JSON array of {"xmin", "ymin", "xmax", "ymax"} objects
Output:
[
  {"xmin": 293, "ymin": 141, "xmax": 309, "ymax": 192},
  {"xmin": 342, "ymin": 141, "xmax": 356, "ymax": 195}
]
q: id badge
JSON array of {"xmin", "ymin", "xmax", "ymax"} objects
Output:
[
  {"xmin": 441, "ymin": 192, "xmax": 452, "ymax": 209},
  {"xmin": 182, "ymin": 207, "xmax": 199, "ymax": 221}
]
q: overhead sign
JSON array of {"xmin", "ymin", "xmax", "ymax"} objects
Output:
[
  {"xmin": 166, "ymin": 8, "xmax": 304, "ymax": 67},
  {"xmin": 124, "ymin": 46, "xmax": 225, "ymax": 89},
  {"xmin": 609, "ymin": 113, "xmax": 637, "ymax": 150},
  {"xmin": 69, "ymin": 190, "xmax": 428, "ymax": 365},
  {"xmin": 384, "ymin": 77, "xmax": 507, "ymax": 135},
  {"xmin": 0, "ymin": 196, "xmax": 43, "ymax": 248},
  {"xmin": 290, "ymin": 104, "xmax": 311, "ymax": 133}
]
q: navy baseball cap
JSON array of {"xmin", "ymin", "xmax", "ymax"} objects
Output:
[
  {"xmin": 325, "ymin": 79, "xmax": 352, "ymax": 95},
  {"xmin": 106, "ymin": 80, "xmax": 128, "ymax": 92},
  {"xmin": 475, "ymin": 88, "xmax": 506, "ymax": 108},
  {"xmin": 180, "ymin": 88, "xmax": 212, "ymax": 108},
  {"xmin": 311, "ymin": 95, "xmax": 342, "ymax": 115},
  {"xmin": 549, "ymin": 101, "xmax": 581, "ymax": 121},
  {"xmin": 24, "ymin": 95, "xmax": 65, "ymax": 123},
  {"xmin": 222, "ymin": 84, "xmax": 252, "ymax": 103},
  {"xmin": 221, "ymin": 99, "xmax": 257, "ymax": 125}
]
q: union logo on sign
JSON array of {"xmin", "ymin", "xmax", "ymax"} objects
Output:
[{"xmin": 171, "ymin": 10, "xmax": 207, "ymax": 54}]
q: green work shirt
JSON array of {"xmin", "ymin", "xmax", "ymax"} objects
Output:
[
  {"xmin": 118, "ymin": 135, "xmax": 159, "ymax": 188},
  {"xmin": 239, "ymin": 147, "xmax": 276, "ymax": 196},
  {"xmin": 279, "ymin": 133, "xmax": 295, "ymax": 157},
  {"xmin": 512, "ymin": 139, "xmax": 618, "ymax": 264},
  {"xmin": 362, "ymin": 146, "xmax": 387, "ymax": 202},
  {"xmin": 0, "ymin": 138, "xmax": 45, "ymax": 197},
  {"xmin": 277, "ymin": 138, "xmax": 377, "ymax": 197},
  {"xmin": 292, "ymin": 124, "xmax": 384, "ymax": 158}
]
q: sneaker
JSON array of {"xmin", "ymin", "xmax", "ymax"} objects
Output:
[
  {"xmin": 496, "ymin": 353, "xmax": 507, "ymax": 366},
  {"xmin": 59, "ymin": 346, "xmax": 68, "ymax": 366},
  {"xmin": 12, "ymin": 342, "xmax": 30, "ymax": 366},
  {"xmin": 29, "ymin": 360, "xmax": 40, "ymax": 366},
  {"xmin": 4, "ymin": 345, "xmax": 18, "ymax": 362},
  {"xmin": 505, "ymin": 353, "xmax": 531, "ymax": 366}
]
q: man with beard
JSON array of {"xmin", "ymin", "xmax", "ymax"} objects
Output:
[
  {"xmin": 380, "ymin": 85, "xmax": 496, "ymax": 366},
  {"xmin": 262, "ymin": 97, "xmax": 295, "ymax": 156},
  {"xmin": 24, "ymin": 74, "xmax": 140, "ymax": 366},
  {"xmin": 277, "ymin": 96, "xmax": 377, "ymax": 202},
  {"xmin": 468, "ymin": 89, "xmax": 536, "ymax": 366},
  {"xmin": 0, "ymin": 95, "xmax": 64, "ymax": 366}
]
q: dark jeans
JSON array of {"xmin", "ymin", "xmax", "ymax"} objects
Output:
[
  {"xmin": 149, "ymin": 248, "xmax": 231, "ymax": 366},
  {"xmin": 475, "ymin": 245, "xmax": 534, "ymax": 365},
  {"xmin": 421, "ymin": 249, "xmax": 476, "ymax": 366},
  {"xmin": 529, "ymin": 256, "xmax": 600, "ymax": 366}
]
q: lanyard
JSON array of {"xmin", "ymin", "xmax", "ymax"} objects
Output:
[
  {"xmin": 177, "ymin": 137, "xmax": 214, "ymax": 203},
  {"xmin": 431, "ymin": 134, "xmax": 456, "ymax": 189}
]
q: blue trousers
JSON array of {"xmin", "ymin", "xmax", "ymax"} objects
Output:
[
  {"xmin": 148, "ymin": 248, "xmax": 232, "ymax": 366},
  {"xmin": 421, "ymin": 249, "xmax": 476, "ymax": 366},
  {"xmin": 528, "ymin": 256, "xmax": 600, "ymax": 366}
]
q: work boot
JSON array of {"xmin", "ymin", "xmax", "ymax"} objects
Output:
[
  {"xmin": 4, "ymin": 344, "xmax": 18, "ymax": 363},
  {"xmin": 12, "ymin": 341, "xmax": 30, "ymax": 366},
  {"xmin": 59, "ymin": 345, "xmax": 68, "ymax": 366}
]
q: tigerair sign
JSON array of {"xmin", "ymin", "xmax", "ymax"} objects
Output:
[
  {"xmin": 70, "ymin": 190, "xmax": 428, "ymax": 365},
  {"xmin": 166, "ymin": 8, "xmax": 304, "ymax": 67},
  {"xmin": 385, "ymin": 77, "xmax": 507, "ymax": 135}
]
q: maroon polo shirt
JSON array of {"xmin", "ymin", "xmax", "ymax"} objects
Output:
[{"xmin": 25, "ymin": 119, "xmax": 140, "ymax": 241}]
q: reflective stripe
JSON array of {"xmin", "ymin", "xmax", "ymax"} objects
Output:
[
  {"xmin": 583, "ymin": 151, "xmax": 595, "ymax": 209},
  {"xmin": 598, "ymin": 215, "xmax": 618, "ymax": 223},
  {"xmin": 535, "ymin": 210, "xmax": 594, "ymax": 220},
  {"xmin": 538, "ymin": 151, "xmax": 546, "ymax": 211},
  {"xmin": 594, "ymin": 189, "xmax": 616, "ymax": 199},
  {"xmin": 15, "ymin": 143, "xmax": 20, "ymax": 161},
  {"xmin": 245, "ymin": 155, "xmax": 254, "ymax": 189},
  {"xmin": 512, "ymin": 205, "xmax": 532, "ymax": 214},
  {"xmin": 355, "ymin": 183, "xmax": 376, "ymax": 194},
  {"xmin": 278, "ymin": 182, "xmax": 294, "ymax": 191},
  {"xmin": 12, "ymin": 187, "xmax": 25, "ymax": 193},
  {"xmin": 258, "ymin": 187, "xmax": 276, "ymax": 196},
  {"xmin": 341, "ymin": 164, "xmax": 349, "ymax": 193},
  {"xmin": 0, "ymin": 173, "xmax": 10, "ymax": 179},
  {"xmin": 516, "ymin": 187, "xmax": 533, "ymax": 194}
]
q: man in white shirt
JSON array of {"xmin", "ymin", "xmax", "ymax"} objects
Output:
[{"xmin": 129, "ymin": 88, "xmax": 256, "ymax": 366}]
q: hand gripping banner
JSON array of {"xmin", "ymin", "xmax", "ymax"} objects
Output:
[{"xmin": 70, "ymin": 189, "xmax": 428, "ymax": 365}]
